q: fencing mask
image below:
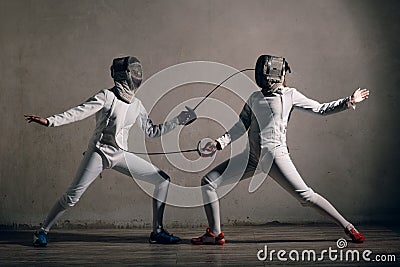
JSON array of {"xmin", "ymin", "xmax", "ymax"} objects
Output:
[
  {"xmin": 111, "ymin": 56, "xmax": 143, "ymax": 103},
  {"xmin": 255, "ymin": 55, "xmax": 291, "ymax": 90}
]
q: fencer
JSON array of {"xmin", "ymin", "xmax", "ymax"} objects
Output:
[
  {"xmin": 25, "ymin": 56, "xmax": 196, "ymax": 246},
  {"xmin": 192, "ymin": 55, "xmax": 369, "ymax": 245}
]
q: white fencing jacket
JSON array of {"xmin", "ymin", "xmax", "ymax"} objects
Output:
[
  {"xmin": 217, "ymin": 86, "xmax": 354, "ymax": 154},
  {"xmin": 47, "ymin": 89, "xmax": 179, "ymax": 150}
]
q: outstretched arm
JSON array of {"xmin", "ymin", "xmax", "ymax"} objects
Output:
[
  {"xmin": 211, "ymin": 97, "xmax": 253, "ymax": 151},
  {"xmin": 215, "ymin": 102, "xmax": 252, "ymax": 150},
  {"xmin": 25, "ymin": 90, "xmax": 107, "ymax": 128},
  {"xmin": 198, "ymin": 101, "xmax": 252, "ymax": 157},
  {"xmin": 137, "ymin": 102, "xmax": 196, "ymax": 138},
  {"xmin": 293, "ymin": 88, "xmax": 369, "ymax": 115},
  {"xmin": 46, "ymin": 91, "xmax": 106, "ymax": 127},
  {"xmin": 24, "ymin": 90, "xmax": 106, "ymax": 127}
]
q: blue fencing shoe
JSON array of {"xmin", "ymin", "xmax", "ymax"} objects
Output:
[
  {"xmin": 149, "ymin": 229, "xmax": 181, "ymax": 244},
  {"xmin": 33, "ymin": 229, "xmax": 48, "ymax": 247}
]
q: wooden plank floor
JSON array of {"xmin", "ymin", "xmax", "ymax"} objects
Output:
[{"xmin": 0, "ymin": 224, "xmax": 399, "ymax": 266}]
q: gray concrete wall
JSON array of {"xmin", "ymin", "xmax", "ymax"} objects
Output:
[{"xmin": 1, "ymin": 0, "xmax": 399, "ymax": 228}]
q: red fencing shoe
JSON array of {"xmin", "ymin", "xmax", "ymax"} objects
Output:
[
  {"xmin": 345, "ymin": 226, "xmax": 365, "ymax": 243},
  {"xmin": 191, "ymin": 228, "xmax": 225, "ymax": 245}
]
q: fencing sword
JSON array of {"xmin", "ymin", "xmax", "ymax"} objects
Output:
[{"xmin": 130, "ymin": 68, "xmax": 254, "ymax": 156}]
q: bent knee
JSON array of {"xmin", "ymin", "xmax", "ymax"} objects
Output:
[
  {"xmin": 59, "ymin": 193, "xmax": 80, "ymax": 208},
  {"xmin": 296, "ymin": 188, "xmax": 319, "ymax": 206},
  {"xmin": 201, "ymin": 175, "xmax": 217, "ymax": 190},
  {"xmin": 201, "ymin": 176, "xmax": 209, "ymax": 186},
  {"xmin": 201, "ymin": 169, "xmax": 222, "ymax": 185}
]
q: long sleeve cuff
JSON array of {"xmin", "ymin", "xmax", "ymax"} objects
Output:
[
  {"xmin": 216, "ymin": 133, "xmax": 231, "ymax": 150},
  {"xmin": 346, "ymin": 96, "xmax": 356, "ymax": 110},
  {"xmin": 46, "ymin": 117, "xmax": 55, "ymax": 127}
]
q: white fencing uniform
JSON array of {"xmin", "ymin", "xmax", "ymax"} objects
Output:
[
  {"xmin": 42, "ymin": 88, "xmax": 179, "ymax": 232},
  {"xmin": 202, "ymin": 86, "xmax": 356, "ymax": 234}
]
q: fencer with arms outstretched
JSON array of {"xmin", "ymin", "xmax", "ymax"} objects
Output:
[
  {"xmin": 25, "ymin": 56, "xmax": 196, "ymax": 247},
  {"xmin": 192, "ymin": 55, "xmax": 369, "ymax": 245}
]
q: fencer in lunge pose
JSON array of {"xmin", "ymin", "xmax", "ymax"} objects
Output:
[
  {"xmin": 25, "ymin": 56, "xmax": 196, "ymax": 246},
  {"xmin": 192, "ymin": 55, "xmax": 369, "ymax": 245}
]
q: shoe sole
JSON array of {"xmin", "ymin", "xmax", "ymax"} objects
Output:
[
  {"xmin": 33, "ymin": 243, "xmax": 47, "ymax": 247},
  {"xmin": 149, "ymin": 238, "xmax": 181, "ymax": 244},
  {"xmin": 345, "ymin": 230, "xmax": 365, "ymax": 243}
]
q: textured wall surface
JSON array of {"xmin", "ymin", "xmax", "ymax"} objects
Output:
[{"xmin": 0, "ymin": 0, "xmax": 399, "ymax": 228}]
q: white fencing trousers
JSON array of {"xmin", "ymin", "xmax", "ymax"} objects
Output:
[
  {"xmin": 43, "ymin": 144, "xmax": 170, "ymax": 232},
  {"xmin": 201, "ymin": 146, "xmax": 351, "ymax": 235}
]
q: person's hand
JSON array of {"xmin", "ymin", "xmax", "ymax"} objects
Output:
[
  {"xmin": 199, "ymin": 140, "xmax": 218, "ymax": 157},
  {"xmin": 351, "ymin": 88, "xmax": 370, "ymax": 104},
  {"xmin": 24, "ymin": 114, "xmax": 49, "ymax": 126},
  {"xmin": 177, "ymin": 106, "xmax": 197, "ymax": 125}
]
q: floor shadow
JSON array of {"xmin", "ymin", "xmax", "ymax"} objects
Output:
[
  {"xmin": 0, "ymin": 231, "xmax": 338, "ymax": 247},
  {"xmin": 0, "ymin": 230, "xmax": 149, "ymax": 247}
]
